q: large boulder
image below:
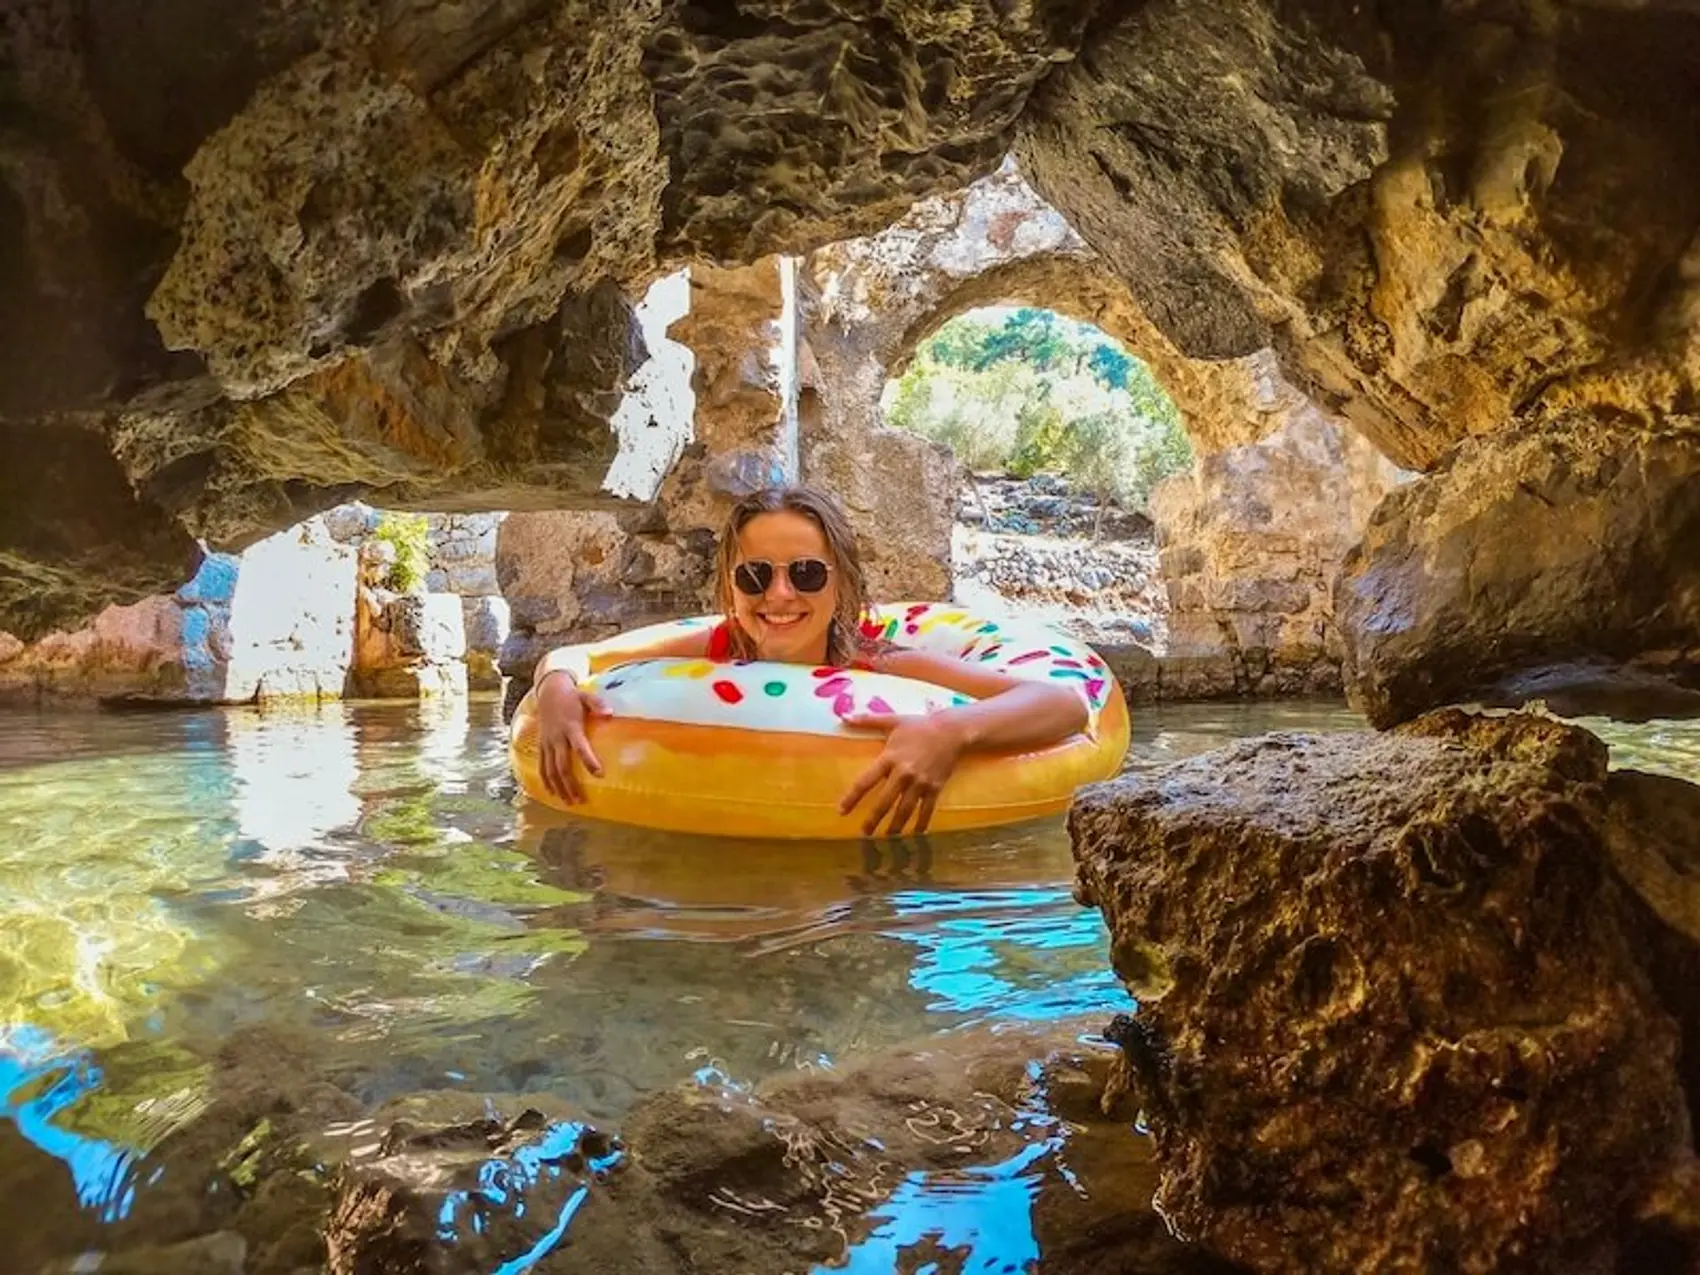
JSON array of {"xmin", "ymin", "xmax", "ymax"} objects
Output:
[
  {"xmin": 1338, "ymin": 411, "xmax": 1700, "ymax": 727},
  {"xmin": 1069, "ymin": 709, "xmax": 1700, "ymax": 1275}
]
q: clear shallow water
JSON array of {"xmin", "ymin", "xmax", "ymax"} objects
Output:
[{"xmin": 0, "ymin": 695, "xmax": 1692, "ymax": 1269}]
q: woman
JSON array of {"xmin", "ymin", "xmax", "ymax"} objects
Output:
[{"xmin": 531, "ymin": 486, "xmax": 1091, "ymax": 837}]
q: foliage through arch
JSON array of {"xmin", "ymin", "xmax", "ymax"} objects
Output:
[{"xmin": 882, "ymin": 307, "xmax": 1193, "ymax": 514}]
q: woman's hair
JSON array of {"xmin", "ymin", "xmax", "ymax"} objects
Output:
[{"xmin": 713, "ymin": 485, "xmax": 876, "ymax": 665}]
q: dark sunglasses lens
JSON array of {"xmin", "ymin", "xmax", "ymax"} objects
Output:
[
  {"xmin": 733, "ymin": 562, "xmax": 771, "ymax": 595},
  {"xmin": 788, "ymin": 559, "xmax": 830, "ymax": 593}
]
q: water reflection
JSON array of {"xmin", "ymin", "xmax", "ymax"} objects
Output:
[
  {"xmin": 227, "ymin": 705, "xmax": 359, "ymax": 867},
  {"xmin": 0, "ymin": 1025, "xmax": 140, "ymax": 1222},
  {"xmin": 5, "ymin": 695, "xmax": 1700, "ymax": 1261}
]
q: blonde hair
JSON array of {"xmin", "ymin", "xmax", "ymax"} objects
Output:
[{"xmin": 713, "ymin": 486, "xmax": 876, "ymax": 665}]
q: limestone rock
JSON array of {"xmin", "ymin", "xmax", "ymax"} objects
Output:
[
  {"xmin": 351, "ymin": 589, "xmax": 468, "ymax": 698},
  {"xmin": 0, "ymin": 0, "xmax": 1094, "ymax": 638},
  {"xmin": 1338, "ymin": 410, "xmax": 1700, "ymax": 727},
  {"xmin": 461, "ymin": 598, "xmax": 508, "ymax": 690},
  {"xmin": 646, "ymin": 5, "xmax": 1094, "ymax": 264},
  {"xmin": 650, "ymin": 258, "xmax": 797, "ymax": 541},
  {"xmin": 324, "ymin": 1095, "xmax": 615, "ymax": 1275},
  {"xmin": 0, "ymin": 421, "xmax": 205, "ymax": 641},
  {"xmin": 0, "ymin": 519, "xmax": 357, "ymax": 704},
  {"xmin": 37, "ymin": 1230, "xmax": 247, "ymax": 1275},
  {"xmin": 1018, "ymin": 0, "xmax": 1700, "ymax": 471},
  {"xmin": 1069, "ymin": 710, "xmax": 1698, "ymax": 1275},
  {"xmin": 1152, "ymin": 407, "xmax": 1405, "ymax": 695}
]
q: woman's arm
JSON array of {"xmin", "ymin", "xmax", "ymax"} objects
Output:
[
  {"xmin": 531, "ymin": 626, "xmax": 714, "ymax": 803},
  {"xmin": 875, "ymin": 647, "xmax": 1091, "ymax": 749},
  {"xmin": 839, "ymin": 646, "xmax": 1094, "ymax": 836},
  {"xmin": 532, "ymin": 627, "xmax": 712, "ymax": 690}
]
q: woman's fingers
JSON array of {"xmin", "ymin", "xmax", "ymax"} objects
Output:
[
  {"xmin": 840, "ymin": 757, "xmax": 893, "ymax": 816},
  {"xmin": 882, "ymin": 783, "xmax": 924, "ymax": 837},
  {"xmin": 912, "ymin": 792, "xmax": 938, "ymax": 837},
  {"xmin": 862, "ymin": 771, "xmax": 908, "ymax": 836},
  {"xmin": 567, "ymin": 722, "xmax": 604, "ymax": 778},
  {"xmin": 541, "ymin": 738, "xmax": 578, "ymax": 803}
]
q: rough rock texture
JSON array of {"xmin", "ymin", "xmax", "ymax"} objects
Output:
[
  {"xmin": 2, "ymin": 0, "xmax": 1090, "ymax": 638},
  {"xmin": 1070, "ymin": 710, "xmax": 1700, "ymax": 1275},
  {"xmin": 801, "ymin": 163, "xmax": 1361, "ymax": 601},
  {"xmin": 495, "ymin": 260, "xmax": 798, "ymax": 683},
  {"xmin": 653, "ymin": 259, "xmax": 796, "ymax": 532},
  {"xmin": 1018, "ymin": 0, "xmax": 1700, "ymax": 472},
  {"xmin": 1152, "ymin": 407, "xmax": 1405, "ymax": 698},
  {"xmin": 1338, "ymin": 411, "xmax": 1700, "ymax": 728},
  {"xmin": 322, "ymin": 1022, "xmax": 1238, "ymax": 1275},
  {"xmin": 0, "ymin": 502, "xmax": 522, "ymax": 703},
  {"xmin": 494, "ymin": 508, "xmax": 708, "ymax": 691},
  {"xmin": 350, "ymin": 586, "xmax": 468, "ymax": 699},
  {"xmin": 0, "ymin": 519, "xmax": 356, "ymax": 704}
]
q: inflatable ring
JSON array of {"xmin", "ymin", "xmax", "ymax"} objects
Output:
[{"xmin": 509, "ymin": 602, "xmax": 1130, "ymax": 839}]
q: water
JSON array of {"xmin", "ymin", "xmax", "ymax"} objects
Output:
[{"xmin": 0, "ymin": 696, "xmax": 1691, "ymax": 1271}]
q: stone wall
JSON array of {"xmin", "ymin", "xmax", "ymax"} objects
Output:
[
  {"xmin": 0, "ymin": 518, "xmax": 357, "ymax": 704},
  {"xmin": 1148, "ymin": 407, "xmax": 1406, "ymax": 698},
  {"xmin": 325, "ymin": 504, "xmax": 509, "ymax": 693},
  {"xmin": 798, "ymin": 162, "xmax": 1367, "ymax": 607}
]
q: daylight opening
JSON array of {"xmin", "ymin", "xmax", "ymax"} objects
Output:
[{"xmin": 881, "ymin": 306, "xmax": 1192, "ymax": 652}]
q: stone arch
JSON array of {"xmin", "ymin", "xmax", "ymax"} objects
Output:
[{"xmin": 799, "ymin": 163, "xmax": 1406, "ymax": 695}]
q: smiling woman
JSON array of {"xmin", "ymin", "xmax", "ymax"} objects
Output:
[{"xmin": 517, "ymin": 485, "xmax": 1125, "ymax": 838}]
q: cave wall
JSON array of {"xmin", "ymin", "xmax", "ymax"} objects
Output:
[
  {"xmin": 1016, "ymin": 0, "xmax": 1700, "ymax": 472},
  {"xmin": 497, "ymin": 257, "xmax": 796, "ymax": 683},
  {"xmin": 9, "ymin": 0, "xmax": 1700, "ymax": 715},
  {"xmin": 0, "ymin": 519, "xmax": 359, "ymax": 705},
  {"xmin": 0, "ymin": 506, "xmax": 510, "ymax": 705},
  {"xmin": 0, "ymin": 0, "xmax": 1093, "ymax": 640}
]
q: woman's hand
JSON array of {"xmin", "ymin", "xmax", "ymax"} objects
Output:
[
  {"xmin": 536, "ymin": 673, "xmax": 611, "ymax": 804},
  {"xmin": 838, "ymin": 711, "xmax": 968, "ymax": 836}
]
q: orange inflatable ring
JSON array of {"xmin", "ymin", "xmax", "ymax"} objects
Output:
[{"xmin": 509, "ymin": 602, "xmax": 1129, "ymax": 839}]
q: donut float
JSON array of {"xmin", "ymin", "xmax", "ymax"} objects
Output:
[{"xmin": 509, "ymin": 602, "xmax": 1129, "ymax": 839}]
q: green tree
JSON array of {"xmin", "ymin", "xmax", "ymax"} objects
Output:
[{"xmin": 881, "ymin": 306, "xmax": 1193, "ymax": 514}]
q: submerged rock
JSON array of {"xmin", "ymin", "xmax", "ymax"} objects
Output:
[
  {"xmin": 320, "ymin": 1024, "xmax": 1240, "ymax": 1274},
  {"xmin": 1069, "ymin": 710, "xmax": 1699, "ymax": 1275},
  {"xmin": 1338, "ymin": 411, "xmax": 1700, "ymax": 728},
  {"xmin": 37, "ymin": 1230, "xmax": 247, "ymax": 1275}
]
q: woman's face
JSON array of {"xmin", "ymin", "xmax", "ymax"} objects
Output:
[{"xmin": 729, "ymin": 510, "xmax": 840, "ymax": 663}]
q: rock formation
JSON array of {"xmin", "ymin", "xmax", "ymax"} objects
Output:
[
  {"xmin": 495, "ymin": 259, "xmax": 797, "ymax": 682},
  {"xmin": 12, "ymin": 0, "xmax": 1698, "ymax": 719},
  {"xmin": 321, "ymin": 1022, "xmax": 1236, "ymax": 1275},
  {"xmin": 1069, "ymin": 709, "xmax": 1700, "ymax": 1274},
  {"xmin": 1152, "ymin": 399, "xmax": 1405, "ymax": 698},
  {"xmin": 0, "ymin": 505, "xmax": 510, "ymax": 704},
  {"xmin": 1, "ymin": 0, "xmax": 1092, "ymax": 639},
  {"xmin": 800, "ymin": 161, "xmax": 1353, "ymax": 603},
  {"xmin": 1338, "ymin": 411, "xmax": 1700, "ymax": 727},
  {"xmin": 1016, "ymin": 0, "xmax": 1700, "ymax": 473},
  {"xmin": 0, "ymin": 519, "xmax": 357, "ymax": 704}
]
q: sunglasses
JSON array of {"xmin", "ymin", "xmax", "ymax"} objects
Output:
[{"xmin": 732, "ymin": 557, "xmax": 834, "ymax": 596}]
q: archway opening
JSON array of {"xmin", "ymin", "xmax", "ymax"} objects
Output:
[{"xmin": 880, "ymin": 305, "xmax": 1191, "ymax": 651}]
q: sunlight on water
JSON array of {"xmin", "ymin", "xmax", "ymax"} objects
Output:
[{"xmin": 2, "ymin": 696, "xmax": 1696, "ymax": 1267}]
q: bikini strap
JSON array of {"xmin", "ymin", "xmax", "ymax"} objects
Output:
[{"xmin": 706, "ymin": 619, "xmax": 735, "ymax": 661}]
